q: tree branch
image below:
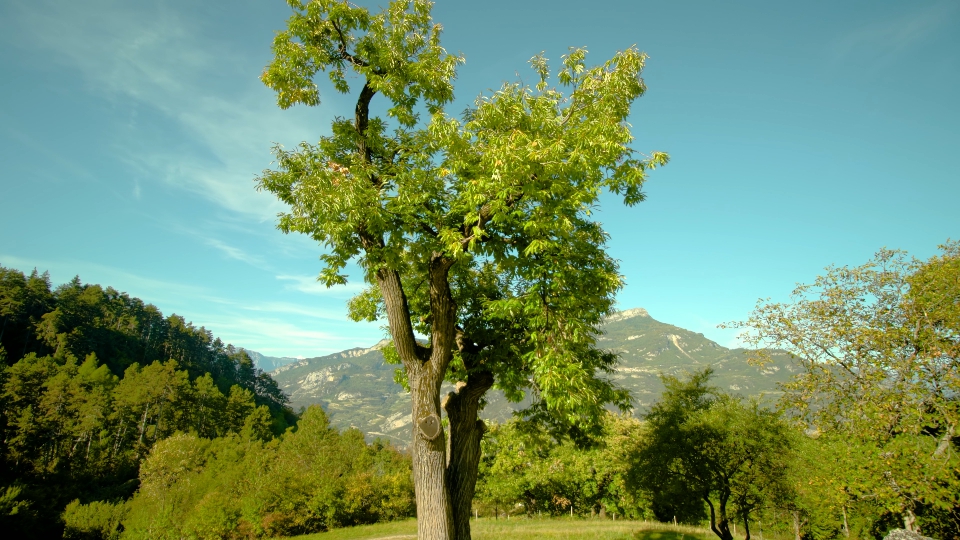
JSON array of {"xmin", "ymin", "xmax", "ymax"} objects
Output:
[
  {"xmin": 460, "ymin": 185, "xmax": 527, "ymax": 251},
  {"xmin": 331, "ymin": 19, "xmax": 369, "ymax": 69}
]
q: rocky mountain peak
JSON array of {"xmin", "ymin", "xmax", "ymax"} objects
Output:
[{"xmin": 604, "ymin": 307, "xmax": 650, "ymax": 322}]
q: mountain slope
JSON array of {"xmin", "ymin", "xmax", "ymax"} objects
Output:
[
  {"xmin": 242, "ymin": 349, "xmax": 301, "ymax": 372},
  {"xmin": 268, "ymin": 308, "xmax": 798, "ymax": 445}
]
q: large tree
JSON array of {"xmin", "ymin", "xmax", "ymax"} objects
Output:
[
  {"xmin": 730, "ymin": 241, "xmax": 960, "ymax": 535},
  {"xmin": 256, "ymin": 1, "xmax": 667, "ymax": 538}
]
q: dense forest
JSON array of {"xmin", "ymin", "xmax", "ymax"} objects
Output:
[{"xmin": 0, "ymin": 266, "xmax": 414, "ymax": 538}]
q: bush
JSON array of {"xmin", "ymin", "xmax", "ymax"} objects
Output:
[
  {"xmin": 63, "ymin": 499, "xmax": 127, "ymax": 540},
  {"xmin": 120, "ymin": 406, "xmax": 414, "ymax": 538}
]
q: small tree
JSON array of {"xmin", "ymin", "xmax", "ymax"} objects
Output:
[
  {"xmin": 629, "ymin": 369, "xmax": 793, "ymax": 540},
  {"xmin": 257, "ymin": 1, "xmax": 666, "ymax": 538},
  {"xmin": 730, "ymin": 242, "xmax": 960, "ymax": 534}
]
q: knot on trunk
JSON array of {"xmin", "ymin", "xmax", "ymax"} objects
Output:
[{"xmin": 418, "ymin": 413, "xmax": 442, "ymax": 440}]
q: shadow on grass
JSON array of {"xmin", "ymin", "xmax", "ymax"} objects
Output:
[{"xmin": 635, "ymin": 531, "xmax": 714, "ymax": 540}]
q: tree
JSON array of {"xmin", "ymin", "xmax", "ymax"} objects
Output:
[
  {"xmin": 773, "ymin": 433, "xmax": 853, "ymax": 540},
  {"xmin": 730, "ymin": 242, "xmax": 960, "ymax": 535},
  {"xmin": 0, "ymin": 268, "xmax": 53, "ymax": 363},
  {"xmin": 629, "ymin": 369, "xmax": 793, "ymax": 540},
  {"xmin": 256, "ymin": 1, "xmax": 667, "ymax": 538},
  {"xmin": 475, "ymin": 414, "xmax": 648, "ymax": 519}
]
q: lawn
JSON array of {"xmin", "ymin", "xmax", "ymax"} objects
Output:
[{"xmin": 291, "ymin": 518, "xmax": 717, "ymax": 540}]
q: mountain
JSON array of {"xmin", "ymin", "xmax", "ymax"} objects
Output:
[
  {"xmin": 267, "ymin": 308, "xmax": 799, "ymax": 445},
  {"xmin": 241, "ymin": 349, "xmax": 301, "ymax": 372}
]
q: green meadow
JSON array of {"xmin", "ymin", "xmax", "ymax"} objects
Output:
[{"xmin": 294, "ymin": 518, "xmax": 720, "ymax": 540}]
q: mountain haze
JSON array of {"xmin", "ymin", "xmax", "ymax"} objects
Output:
[
  {"xmin": 241, "ymin": 349, "xmax": 301, "ymax": 372},
  {"xmin": 262, "ymin": 308, "xmax": 798, "ymax": 445}
]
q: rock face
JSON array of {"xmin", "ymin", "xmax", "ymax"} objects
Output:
[
  {"xmin": 883, "ymin": 529, "xmax": 935, "ymax": 540},
  {"xmin": 267, "ymin": 308, "xmax": 798, "ymax": 445},
  {"xmin": 241, "ymin": 349, "xmax": 300, "ymax": 372}
]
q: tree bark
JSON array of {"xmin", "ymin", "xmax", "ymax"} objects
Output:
[
  {"xmin": 706, "ymin": 493, "xmax": 734, "ymax": 540},
  {"xmin": 376, "ymin": 254, "xmax": 460, "ymax": 540},
  {"xmin": 409, "ymin": 366, "xmax": 454, "ymax": 540},
  {"xmin": 743, "ymin": 513, "xmax": 751, "ymax": 540},
  {"xmin": 445, "ymin": 369, "xmax": 493, "ymax": 540}
]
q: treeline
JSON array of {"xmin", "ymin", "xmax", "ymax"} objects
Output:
[
  {"xmin": 0, "ymin": 268, "xmax": 285, "ymax": 401},
  {"xmin": 474, "ymin": 370, "xmax": 959, "ymax": 540},
  {"xmin": 0, "ymin": 266, "xmax": 414, "ymax": 538}
]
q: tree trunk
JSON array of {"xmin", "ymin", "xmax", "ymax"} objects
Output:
[
  {"xmin": 841, "ymin": 506, "xmax": 849, "ymax": 538},
  {"xmin": 138, "ymin": 405, "xmax": 150, "ymax": 445},
  {"xmin": 934, "ymin": 423, "xmax": 955, "ymax": 456},
  {"xmin": 376, "ymin": 255, "xmax": 459, "ymax": 540},
  {"xmin": 743, "ymin": 513, "xmax": 751, "ymax": 540},
  {"xmin": 445, "ymin": 370, "xmax": 493, "ymax": 540},
  {"xmin": 352, "ymin": 65, "xmax": 461, "ymax": 538},
  {"xmin": 792, "ymin": 510, "xmax": 802, "ymax": 540},
  {"xmin": 410, "ymin": 367, "xmax": 454, "ymax": 540},
  {"xmin": 706, "ymin": 494, "xmax": 734, "ymax": 540}
]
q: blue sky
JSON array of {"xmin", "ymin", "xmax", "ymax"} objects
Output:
[{"xmin": 1, "ymin": 0, "xmax": 957, "ymax": 357}]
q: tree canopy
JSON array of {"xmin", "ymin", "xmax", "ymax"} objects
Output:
[
  {"xmin": 257, "ymin": 1, "xmax": 666, "ymax": 538},
  {"xmin": 730, "ymin": 241, "xmax": 960, "ymax": 535},
  {"xmin": 628, "ymin": 369, "xmax": 793, "ymax": 540}
]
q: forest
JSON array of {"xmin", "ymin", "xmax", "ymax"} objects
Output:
[{"xmin": 0, "ymin": 266, "xmax": 414, "ymax": 538}]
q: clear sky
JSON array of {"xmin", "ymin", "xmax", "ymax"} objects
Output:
[{"xmin": 1, "ymin": 0, "xmax": 957, "ymax": 357}]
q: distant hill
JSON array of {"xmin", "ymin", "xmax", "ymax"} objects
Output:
[
  {"xmin": 241, "ymin": 349, "xmax": 301, "ymax": 372},
  {"xmin": 266, "ymin": 308, "xmax": 798, "ymax": 445}
]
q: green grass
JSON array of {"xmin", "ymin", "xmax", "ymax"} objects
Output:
[{"xmin": 291, "ymin": 518, "xmax": 717, "ymax": 540}]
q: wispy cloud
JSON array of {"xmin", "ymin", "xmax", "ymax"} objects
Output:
[
  {"xmin": 724, "ymin": 334, "xmax": 747, "ymax": 350},
  {"xmin": 205, "ymin": 238, "xmax": 270, "ymax": 269},
  {"xmin": 832, "ymin": 2, "xmax": 956, "ymax": 62},
  {"xmin": 188, "ymin": 313, "xmax": 383, "ymax": 357},
  {"xmin": 2, "ymin": 0, "xmax": 337, "ymax": 221},
  {"xmin": 240, "ymin": 301, "xmax": 348, "ymax": 321},
  {"xmin": 276, "ymin": 274, "xmax": 365, "ymax": 297}
]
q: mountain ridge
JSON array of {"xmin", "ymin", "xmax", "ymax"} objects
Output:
[{"xmin": 250, "ymin": 308, "xmax": 797, "ymax": 445}]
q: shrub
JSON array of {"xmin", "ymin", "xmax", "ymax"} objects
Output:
[{"xmin": 63, "ymin": 499, "xmax": 127, "ymax": 540}]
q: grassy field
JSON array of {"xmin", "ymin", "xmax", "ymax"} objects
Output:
[{"xmin": 292, "ymin": 517, "xmax": 718, "ymax": 540}]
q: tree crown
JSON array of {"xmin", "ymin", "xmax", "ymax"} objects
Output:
[{"xmin": 257, "ymin": 0, "xmax": 667, "ymax": 427}]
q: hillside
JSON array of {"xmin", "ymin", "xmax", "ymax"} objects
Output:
[
  {"xmin": 264, "ymin": 308, "xmax": 798, "ymax": 445},
  {"xmin": 242, "ymin": 349, "xmax": 301, "ymax": 372}
]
